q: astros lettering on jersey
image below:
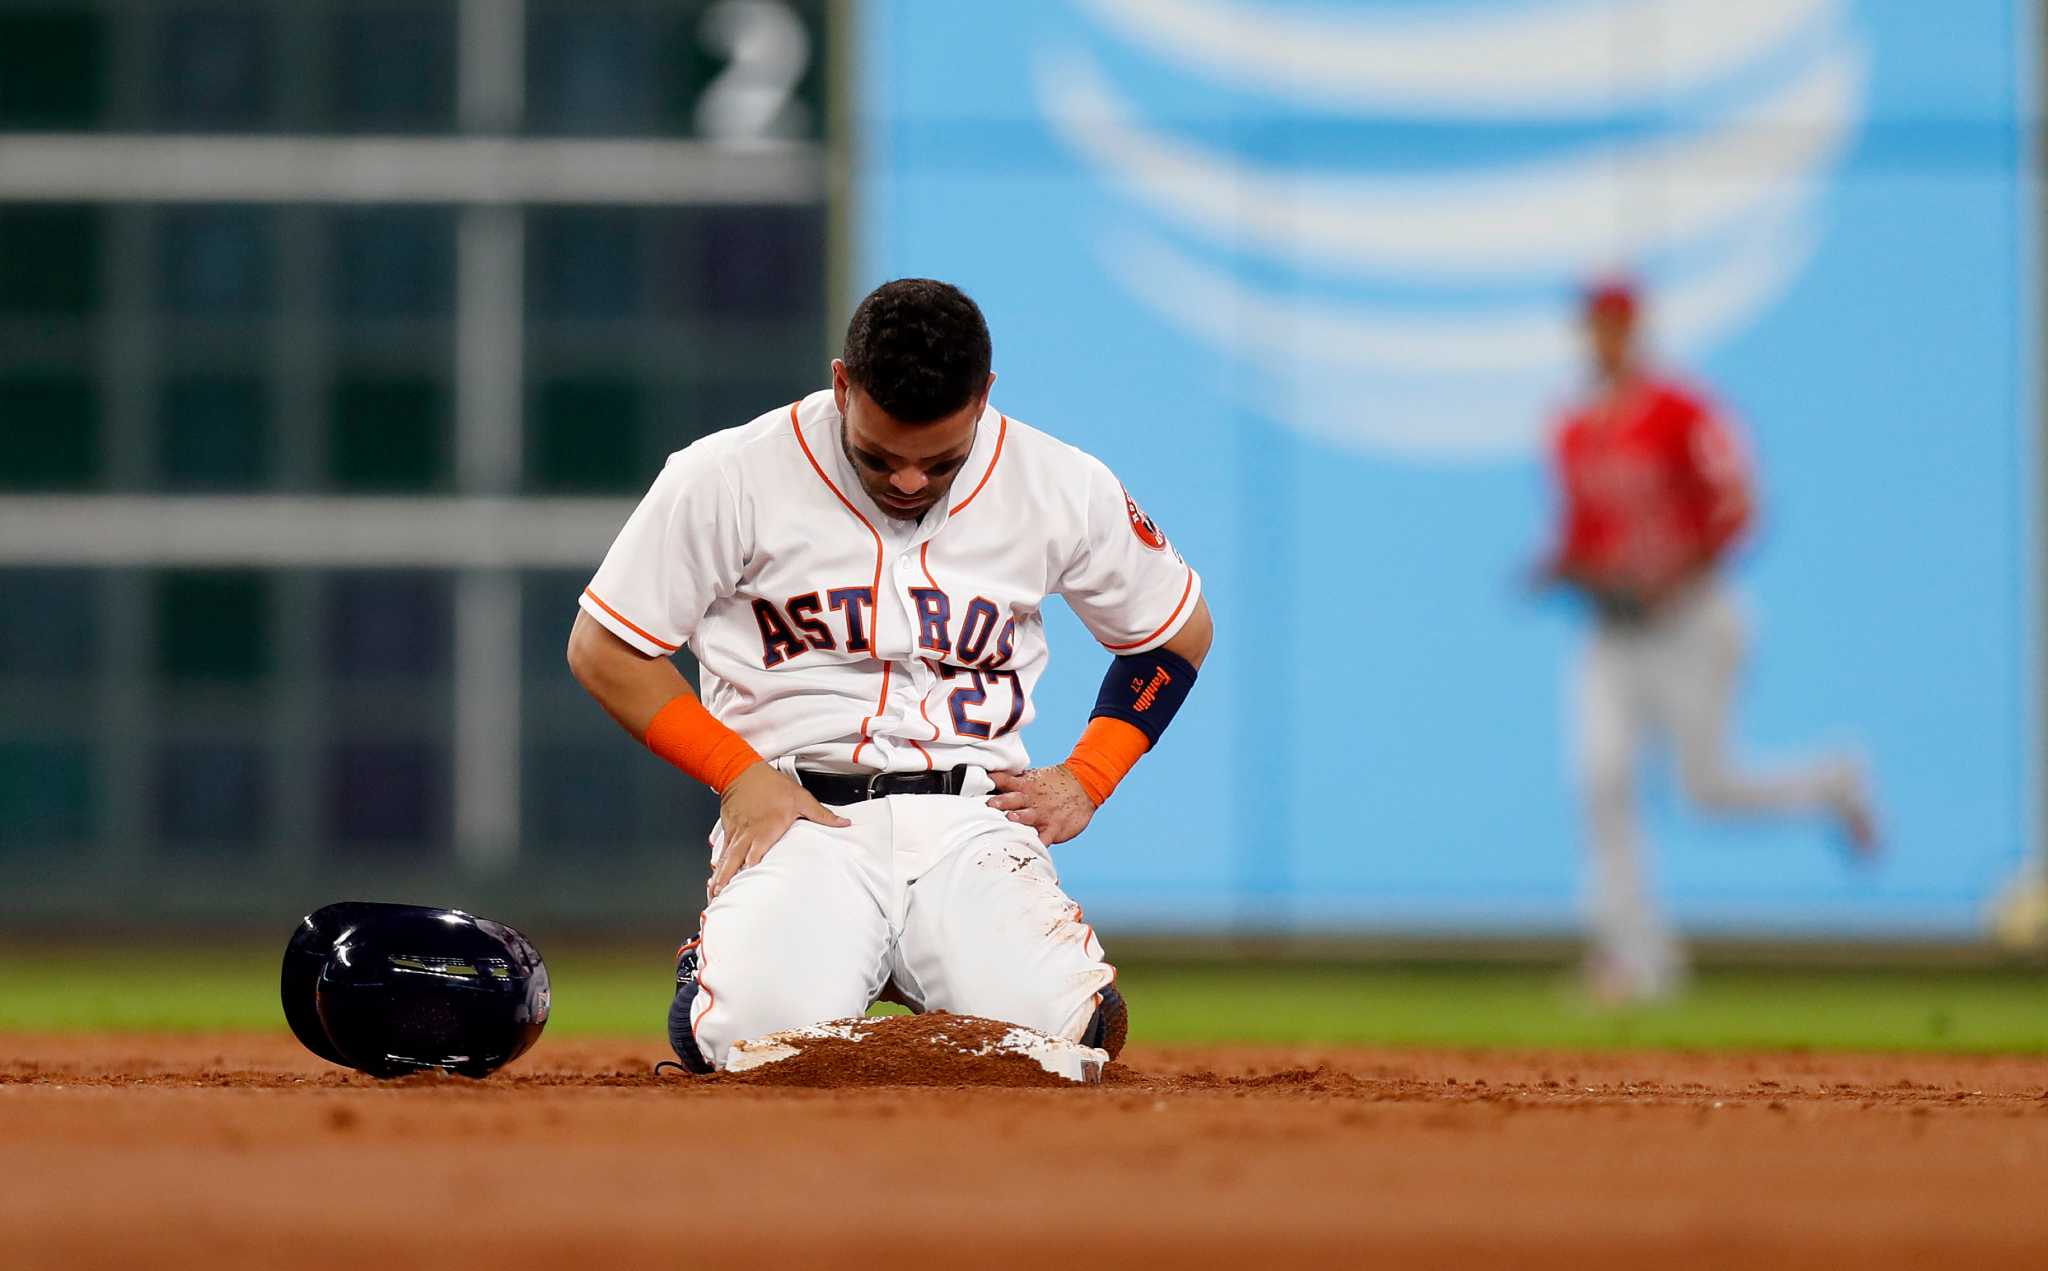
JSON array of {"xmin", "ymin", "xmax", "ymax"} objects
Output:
[{"xmin": 578, "ymin": 390, "xmax": 1203, "ymax": 774}]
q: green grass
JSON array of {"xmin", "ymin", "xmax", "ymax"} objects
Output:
[
  {"xmin": 1121, "ymin": 963, "xmax": 2048, "ymax": 1053},
  {"xmin": 2, "ymin": 945, "xmax": 2043, "ymax": 1053}
]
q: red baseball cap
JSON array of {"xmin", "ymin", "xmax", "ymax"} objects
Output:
[{"xmin": 1583, "ymin": 278, "xmax": 1639, "ymax": 321}]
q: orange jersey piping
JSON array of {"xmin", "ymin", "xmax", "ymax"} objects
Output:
[
  {"xmin": 948, "ymin": 413, "xmax": 1008, "ymax": 515},
  {"xmin": 1102, "ymin": 568, "xmax": 1196, "ymax": 652},
  {"xmin": 583, "ymin": 587, "xmax": 679, "ymax": 653}
]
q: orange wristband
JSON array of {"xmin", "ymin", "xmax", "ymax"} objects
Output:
[
  {"xmin": 643, "ymin": 693, "xmax": 763, "ymax": 795},
  {"xmin": 1062, "ymin": 717, "xmax": 1151, "ymax": 806}
]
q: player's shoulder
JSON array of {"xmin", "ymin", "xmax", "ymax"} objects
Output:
[
  {"xmin": 993, "ymin": 412, "xmax": 1117, "ymax": 487},
  {"xmin": 982, "ymin": 413, "xmax": 1134, "ymax": 534},
  {"xmin": 1551, "ymin": 398, "xmax": 1596, "ymax": 448},
  {"xmin": 976, "ymin": 411, "xmax": 1187, "ymax": 560},
  {"xmin": 659, "ymin": 390, "xmax": 825, "ymax": 475}
]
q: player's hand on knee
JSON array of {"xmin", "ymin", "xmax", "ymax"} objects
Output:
[
  {"xmin": 988, "ymin": 767, "xmax": 1097, "ymax": 846},
  {"xmin": 708, "ymin": 764, "xmax": 851, "ymax": 899}
]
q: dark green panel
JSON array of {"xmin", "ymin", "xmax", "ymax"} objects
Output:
[
  {"xmin": 323, "ymin": 740, "xmax": 449, "ymax": 853},
  {"xmin": 0, "ymin": 569, "xmax": 98, "ymax": 676},
  {"xmin": 328, "ymin": 375, "xmax": 450, "ymax": 490},
  {"xmin": 154, "ymin": 742, "xmax": 268, "ymax": 849},
  {"xmin": 0, "ymin": 375, "xmax": 100, "ymax": 490},
  {"xmin": 0, "ymin": 742, "xmax": 94, "ymax": 849},
  {"xmin": 329, "ymin": 6, "xmax": 456, "ymax": 132},
  {"xmin": 686, "ymin": 204, "xmax": 826, "ymax": 320},
  {"xmin": 157, "ymin": 8, "xmax": 276, "ymax": 129},
  {"xmin": 526, "ymin": 208, "xmax": 642, "ymax": 318},
  {"xmin": 323, "ymin": 571, "xmax": 452, "ymax": 680},
  {"xmin": 0, "ymin": 10, "xmax": 106, "ymax": 128},
  {"xmin": 523, "ymin": 742, "xmax": 638, "ymax": 847},
  {"xmin": 160, "ymin": 376, "xmax": 271, "ymax": 489},
  {"xmin": 525, "ymin": 7, "xmax": 660, "ymax": 135},
  {"xmin": 0, "ymin": 206, "xmax": 102, "ymax": 317},
  {"xmin": 330, "ymin": 207, "xmax": 455, "ymax": 318},
  {"xmin": 527, "ymin": 377, "xmax": 642, "ymax": 492},
  {"xmin": 154, "ymin": 571, "xmax": 272, "ymax": 682},
  {"xmin": 157, "ymin": 207, "xmax": 276, "ymax": 316},
  {"xmin": 519, "ymin": 569, "xmax": 587, "ymax": 679}
]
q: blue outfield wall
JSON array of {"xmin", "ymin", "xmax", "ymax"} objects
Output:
[{"xmin": 856, "ymin": 0, "xmax": 2039, "ymax": 936}]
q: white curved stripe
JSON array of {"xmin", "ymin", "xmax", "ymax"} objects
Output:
[
  {"xmin": 1253, "ymin": 374, "xmax": 1566, "ymax": 459},
  {"xmin": 1074, "ymin": 0, "xmax": 1841, "ymax": 115},
  {"xmin": 1102, "ymin": 213, "xmax": 1815, "ymax": 376},
  {"xmin": 1038, "ymin": 41, "xmax": 1860, "ymax": 279}
]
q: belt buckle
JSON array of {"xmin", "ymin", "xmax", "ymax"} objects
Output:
[{"xmin": 864, "ymin": 771, "xmax": 888, "ymax": 801}]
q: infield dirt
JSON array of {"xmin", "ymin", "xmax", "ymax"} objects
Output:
[{"xmin": 5, "ymin": 1034, "xmax": 2047, "ymax": 1269}]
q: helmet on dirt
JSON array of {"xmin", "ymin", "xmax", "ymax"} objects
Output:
[{"xmin": 281, "ymin": 901, "xmax": 550, "ymax": 1079}]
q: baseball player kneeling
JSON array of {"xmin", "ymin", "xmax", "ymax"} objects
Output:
[{"xmin": 567, "ymin": 279, "xmax": 1211, "ymax": 1072}]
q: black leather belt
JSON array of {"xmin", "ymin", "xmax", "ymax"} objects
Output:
[{"xmin": 796, "ymin": 767, "xmax": 972, "ymax": 804}]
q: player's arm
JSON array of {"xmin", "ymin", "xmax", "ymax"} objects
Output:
[
  {"xmin": 567, "ymin": 613, "xmax": 847, "ymax": 897},
  {"xmin": 1690, "ymin": 408, "xmax": 1753, "ymax": 556},
  {"xmin": 571, "ymin": 450, "xmax": 848, "ymax": 896},
  {"xmin": 991, "ymin": 464, "xmax": 1209, "ymax": 846},
  {"xmin": 1531, "ymin": 423, "xmax": 1653, "ymax": 619},
  {"xmin": 566, "ymin": 610, "xmax": 694, "ymax": 736},
  {"xmin": 1633, "ymin": 405, "xmax": 1753, "ymax": 608},
  {"xmin": 989, "ymin": 595, "xmax": 1211, "ymax": 846},
  {"xmin": 1161, "ymin": 595, "xmax": 1214, "ymax": 668}
]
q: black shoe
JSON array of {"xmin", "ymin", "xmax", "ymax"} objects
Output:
[
  {"xmin": 1081, "ymin": 983, "xmax": 1128, "ymax": 1061},
  {"xmin": 664, "ymin": 939, "xmax": 714, "ymax": 1074}
]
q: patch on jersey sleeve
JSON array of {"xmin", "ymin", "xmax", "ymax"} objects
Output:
[{"xmin": 1122, "ymin": 487, "xmax": 1168, "ymax": 551}]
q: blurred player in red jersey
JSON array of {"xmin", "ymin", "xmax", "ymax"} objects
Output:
[{"xmin": 1538, "ymin": 280, "xmax": 1878, "ymax": 1003}]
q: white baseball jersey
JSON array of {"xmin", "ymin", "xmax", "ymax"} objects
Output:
[{"xmin": 579, "ymin": 389, "xmax": 1201, "ymax": 773}]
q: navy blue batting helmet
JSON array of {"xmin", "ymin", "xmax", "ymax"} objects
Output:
[{"xmin": 281, "ymin": 902, "xmax": 550, "ymax": 1078}]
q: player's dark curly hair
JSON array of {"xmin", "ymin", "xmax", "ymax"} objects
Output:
[{"xmin": 840, "ymin": 278, "xmax": 992, "ymax": 424}]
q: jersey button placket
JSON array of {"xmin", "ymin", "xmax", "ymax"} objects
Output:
[
  {"xmin": 857, "ymin": 547, "xmax": 906, "ymax": 752},
  {"xmin": 887, "ymin": 554, "xmax": 920, "ymax": 660}
]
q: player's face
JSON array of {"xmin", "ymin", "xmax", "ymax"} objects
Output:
[
  {"xmin": 1586, "ymin": 307, "xmax": 1637, "ymax": 381},
  {"xmin": 832, "ymin": 361, "xmax": 991, "ymax": 521}
]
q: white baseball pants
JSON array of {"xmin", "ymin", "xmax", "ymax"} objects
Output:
[
  {"xmin": 1574, "ymin": 582, "xmax": 1859, "ymax": 996},
  {"xmin": 686, "ymin": 771, "xmax": 1116, "ymax": 1070}
]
